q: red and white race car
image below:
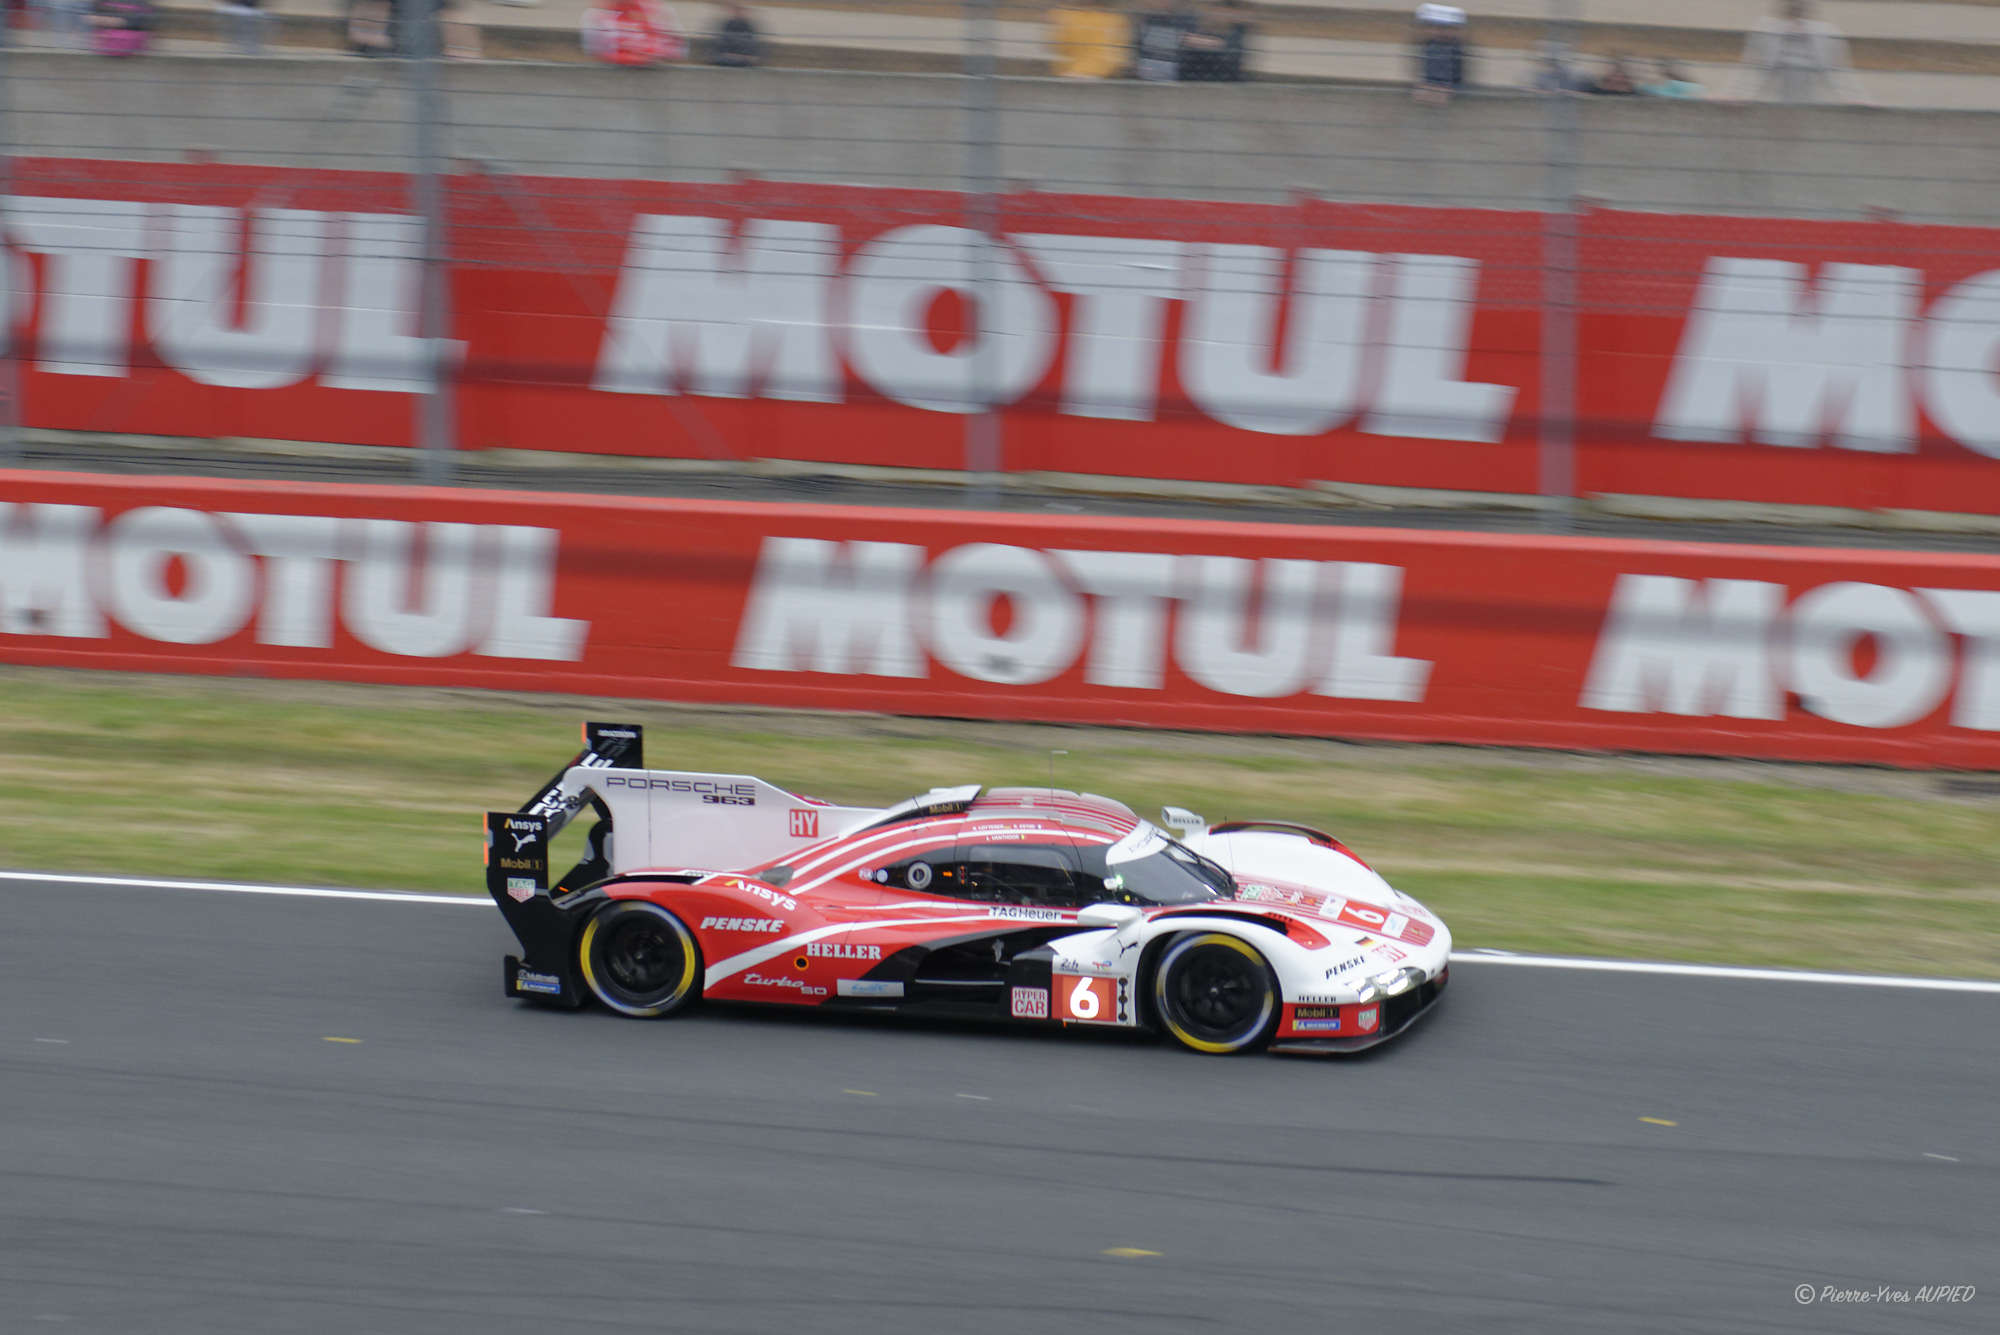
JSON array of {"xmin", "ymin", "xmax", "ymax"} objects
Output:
[{"xmin": 485, "ymin": 723, "xmax": 1450, "ymax": 1054}]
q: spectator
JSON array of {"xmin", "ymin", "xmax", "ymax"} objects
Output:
[
  {"xmin": 1132, "ymin": 2, "xmax": 1197, "ymax": 82},
  {"xmin": 708, "ymin": 2, "xmax": 763, "ymax": 66},
  {"xmin": 1178, "ymin": 0, "xmax": 1250, "ymax": 82},
  {"xmin": 87, "ymin": 0, "xmax": 154, "ymax": 55},
  {"xmin": 1528, "ymin": 37, "xmax": 1584, "ymax": 94},
  {"xmin": 217, "ymin": 0, "xmax": 269, "ymax": 55},
  {"xmin": 1049, "ymin": 5, "xmax": 1129, "ymax": 79},
  {"xmin": 1733, "ymin": 0, "xmax": 1856, "ymax": 103},
  {"xmin": 347, "ymin": 0, "xmax": 393, "ymax": 54},
  {"xmin": 31, "ymin": 0, "xmax": 91, "ymax": 48},
  {"xmin": 441, "ymin": 0, "xmax": 483, "ymax": 57},
  {"xmin": 1048, "ymin": 5, "xmax": 1126, "ymax": 78},
  {"xmin": 345, "ymin": 0, "xmax": 469, "ymax": 56},
  {"xmin": 1642, "ymin": 59, "xmax": 1703, "ymax": 98},
  {"xmin": 582, "ymin": 0, "xmax": 686, "ymax": 66},
  {"xmin": 1411, "ymin": 3, "xmax": 1469, "ymax": 105},
  {"xmin": 1587, "ymin": 53, "xmax": 1639, "ymax": 95}
]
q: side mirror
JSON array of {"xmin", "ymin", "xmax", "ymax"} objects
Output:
[
  {"xmin": 1077, "ymin": 902, "xmax": 1145, "ymax": 930},
  {"xmin": 1160, "ymin": 806, "xmax": 1206, "ymax": 835}
]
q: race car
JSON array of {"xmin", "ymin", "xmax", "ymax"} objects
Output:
[{"xmin": 484, "ymin": 722, "xmax": 1450, "ymax": 1054}]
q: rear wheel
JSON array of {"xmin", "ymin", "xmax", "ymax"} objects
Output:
[
  {"xmin": 579, "ymin": 901, "xmax": 701, "ymax": 1018},
  {"xmin": 1152, "ymin": 933, "xmax": 1278, "ymax": 1054}
]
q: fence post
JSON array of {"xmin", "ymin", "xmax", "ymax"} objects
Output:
[
  {"xmin": 406, "ymin": 0, "xmax": 456, "ymax": 484},
  {"xmin": 963, "ymin": 0, "xmax": 1002, "ymax": 503},
  {"xmin": 1538, "ymin": 0, "xmax": 1581, "ymax": 529},
  {"xmin": 0, "ymin": 24, "xmax": 17, "ymax": 468}
]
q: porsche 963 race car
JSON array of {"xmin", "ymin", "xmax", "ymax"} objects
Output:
[{"xmin": 484, "ymin": 723, "xmax": 1450, "ymax": 1054}]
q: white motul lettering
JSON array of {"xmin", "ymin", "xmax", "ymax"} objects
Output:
[
  {"xmin": 225, "ymin": 513, "xmax": 341, "ymax": 648},
  {"xmin": 1174, "ymin": 556, "xmax": 1319, "ymax": 698},
  {"xmin": 1319, "ymin": 562, "xmax": 1431, "ymax": 701},
  {"xmin": 1053, "ymin": 549, "xmax": 1177, "ymax": 689},
  {"xmin": 731, "ymin": 538, "xmax": 925, "ymax": 677},
  {"xmin": 1788, "ymin": 582, "xmax": 1951, "ymax": 730},
  {"xmin": 928, "ymin": 544, "xmax": 1082, "ymax": 686},
  {"xmin": 1920, "ymin": 589, "xmax": 2000, "ymax": 731},
  {"xmin": 1015, "ymin": 235, "xmax": 1181, "ymax": 422},
  {"xmin": 149, "ymin": 206, "xmax": 324, "ymax": 390},
  {"xmin": 1653, "ymin": 259, "xmax": 1918, "ymax": 452},
  {"xmin": 1920, "ymin": 271, "xmax": 2000, "ymax": 461},
  {"xmin": 0, "ymin": 503, "xmax": 104, "ymax": 638},
  {"xmin": 342, "ymin": 520, "xmax": 480, "ymax": 658},
  {"xmin": 1581, "ymin": 575, "xmax": 1784, "ymax": 719},
  {"xmin": 322, "ymin": 213, "xmax": 455, "ymax": 393},
  {"xmin": 479, "ymin": 526, "xmax": 588, "ymax": 661},
  {"xmin": 844, "ymin": 225, "xmax": 1058, "ymax": 414},
  {"xmin": 7, "ymin": 196, "xmax": 148, "ymax": 376},
  {"xmin": 593, "ymin": 215, "xmax": 840, "ymax": 402},
  {"xmin": 103, "ymin": 507, "xmax": 255, "ymax": 645},
  {"xmin": 1179, "ymin": 245, "xmax": 1370, "ymax": 436},
  {"xmin": 1365, "ymin": 254, "xmax": 1517, "ymax": 443}
]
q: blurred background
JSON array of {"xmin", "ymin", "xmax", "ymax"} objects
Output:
[{"xmin": 2, "ymin": 0, "xmax": 1996, "ymax": 523}]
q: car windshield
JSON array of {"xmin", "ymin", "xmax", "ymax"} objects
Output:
[{"xmin": 1077, "ymin": 822, "xmax": 1232, "ymax": 905}]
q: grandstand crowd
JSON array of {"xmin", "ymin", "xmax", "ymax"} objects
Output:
[{"xmin": 0, "ymin": 0, "xmax": 1935, "ymax": 109}]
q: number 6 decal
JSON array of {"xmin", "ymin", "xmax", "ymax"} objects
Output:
[{"xmin": 1060, "ymin": 974, "xmax": 1117, "ymax": 1023}]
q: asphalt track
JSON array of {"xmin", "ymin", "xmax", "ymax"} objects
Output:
[{"xmin": 3, "ymin": 879, "xmax": 1995, "ymax": 1335}]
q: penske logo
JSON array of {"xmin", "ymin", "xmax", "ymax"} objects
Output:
[{"xmin": 701, "ymin": 916, "xmax": 783, "ymax": 933}]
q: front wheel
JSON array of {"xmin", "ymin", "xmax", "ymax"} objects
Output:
[
  {"xmin": 578, "ymin": 901, "xmax": 702, "ymax": 1018},
  {"xmin": 1152, "ymin": 933, "xmax": 1278, "ymax": 1054}
]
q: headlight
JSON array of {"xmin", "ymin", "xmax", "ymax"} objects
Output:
[{"xmin": 1370, "ymin": 969, "xmax": 1403, "ymax": 990}]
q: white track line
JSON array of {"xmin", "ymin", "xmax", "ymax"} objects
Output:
[
  {"xmin": 5, "ymin": 869, "xmax": 1998, "ymax": 995},
  {"xmin": 1449, "ymin": 951, "xmax": 2000, "ymax": 995},
  {"xmin": 0, "ymin": 870, "xmax": 478, "ymax": 907}
]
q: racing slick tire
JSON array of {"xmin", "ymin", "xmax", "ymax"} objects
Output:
[
  {"xmin": 1152, "ymin": 932, "xmax": 1279, "ymax": 1055},
  {"xmin": 578, "ymin": 901, "xmax": 703, "ymax": 1018}
]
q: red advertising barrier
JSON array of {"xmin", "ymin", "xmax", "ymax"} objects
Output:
[
  {"xmin": 4, "ymin": 470, "xmax": 1997, "ymax": 767},
  {"xmin": 8, "ymin": 158, "xmax": 2000, "ymax": 514}
]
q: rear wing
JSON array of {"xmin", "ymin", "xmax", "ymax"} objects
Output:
[
  {"xmin": 485, "ymin": 720, "xmax": 882, "ymax": 895},
  {"xmin": 519, "ymin": 720, "xmax": 644, "ymax": 838}
]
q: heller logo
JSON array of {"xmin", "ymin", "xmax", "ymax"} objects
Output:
[{"xmin": 789, "ymin": 809, "xmax": 819, "ymax": 839}]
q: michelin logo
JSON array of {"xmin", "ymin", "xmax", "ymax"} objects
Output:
[
  {"xmin": 836, "ymin": 979, "xmax": 905, "ymax": 999},
  {"xmin": 516, "ymin": 969, "xmax": 563, "ymax": 996}
]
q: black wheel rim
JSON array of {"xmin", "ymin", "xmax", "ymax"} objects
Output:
[
  {"xmin": 603, "ymin": 916, "xmax": 685, "ymax": 997},
  {"xmin": 1165, "ymin": 944, "xmax": 1266, "ymax": 1042}
]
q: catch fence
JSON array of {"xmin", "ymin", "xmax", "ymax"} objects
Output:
[{"xmin": 1, "ymin": 9, "xmax": 1997, "ymax": 515}]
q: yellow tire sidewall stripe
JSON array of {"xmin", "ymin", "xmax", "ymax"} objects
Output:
[
  {"xmin": 1156, "ymin": 932, "xmax": 1274, "ymax": 1054},
  {"xmin": 579, "ymin": 903, "xmax": 698, "ymax": 1017}
]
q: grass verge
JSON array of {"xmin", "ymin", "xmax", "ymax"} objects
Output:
[{"xmin": 3, "ymin": 666, "xmax": 1996, "ymax": 979}]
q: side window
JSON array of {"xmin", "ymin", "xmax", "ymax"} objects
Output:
[
  {"xmin": 1070, "ymin": 845, "xmax": 1137, "ymax": 905},
  {"xmin": 954, "ymin": 843, "xmax": 1085, "ymax": 908}
]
